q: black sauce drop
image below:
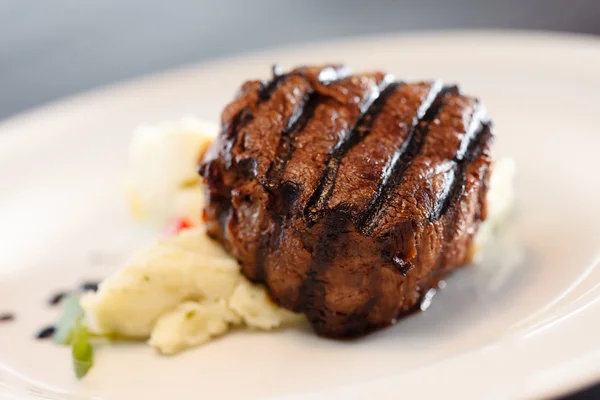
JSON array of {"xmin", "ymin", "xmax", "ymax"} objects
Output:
[
  {"xmin": 35, "ymin": 325, "xmax": 55, "ymax": 339},
  {"xmin": 0, "ymin": 313, "xmax": 15, "ymax": 322},
  {"xmin": 80, "ymin": 281, "xmax": 99, "ymax": 292},
  {"xmin": 48, "ymin": 291, "xmax": 69, "ymax": 306}
]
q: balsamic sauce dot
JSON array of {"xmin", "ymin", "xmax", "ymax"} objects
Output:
[
  {"xmin": 0, "ymin": 313, "xmax": 15, "ymax": 322},
  {"xmin": 35, "ymin": 325, "xmax": 55, "ymax": 339},
  {"xmin": 80, "ymin": 281, "xmax": 99, "ymax": 292},
  {"xmin": 48, "ymin": 291, "xmax": 69, "ymax": 306}
]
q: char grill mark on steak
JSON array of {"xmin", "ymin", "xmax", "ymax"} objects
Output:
[
  {"xmin": 449, "ymin": 123, "xmax": 493, "ymax": 212},
  {"xmin": 370, "ymin": 91, "xmax": 490, "ymax": 285},
  {"xmin": 237, "ymin": 74, "xmax": 314, "ymax": 179},
  {"xmin": 258, "ymin": 67, "xmax": 288, "ymax": 101},
  {"xmin": 279, "ymin": 73, "xmax": 388, "ymax": 210},
  {"xmin": 213, "ymin": 74, "xmax": 300, "ymax": 248},
  {"xmin": 264, "ymin": 93, "xmax": 321, "ymax": 191},
  {"xmin": 249, "ymin": 89, "xmax": 316, "ymax": 281},
  {"xmin": 252, "ymin": 66, "xmax": 351, "ymax": 281},
  {"xmin": 303, "ymin": 77, "xmax": 398, "ymax": 226},
  {"xmin": 436, "ymin": 124, "xmax": 493, "ymax": 271},
  {"xmin": 218, "ymin": 81, "xmax": 265, "ymax": 169},
  {"xmin": 433, "ymin": 122, "xmax": 493, "ymax": 265},
  {"xmin": 369, "ymin": 92, "xmax": 484, "ymax": 237},
  {"xmin": 222, "ymin": 107, "xmax": 255, "ymax": 169},
  {"xmin": 296, "ymin": 212, "xmax": 344, "ymax": 331},
  {"xmin": 225, "ymin": 65, "xmax": 349, "ymax": 173},
  {"xmin": 258, "ymin": 65, "xmax": 351, "ymax": 186},
  {"xmin": 375, "ymin": 93, "xmax": 486, "ymax": 233},
  {"xmin": 263, "ymin": 64, "xmax": 352, "ymax": 190},
  {"xmin": 219, "ymin": 71, "xmax": 290, "ymax": 169},
  {"xmin": 429, "ymin": 106, "xmax": 488, "ymax": 221},
  {"xmin": 326, "ymin": 82, "xmax": 439, "ymax": 217},
  {"xmin": 359, "ymin": 83, "xmax": 456, "ymax": 232}
]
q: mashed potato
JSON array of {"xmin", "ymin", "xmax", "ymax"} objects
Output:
[
  {"xmin": 84, "ymin": 118, "xmax": 514, "ymax": 355},
  {"xmin": 126, "ymin": 117, "xmax": 218, "ymax": 225},
  {"xmin": 469, "ymin": 157, "xmax": 517, "ymax": 261},
  {"xmin": 81, "ymin": 227, "xmax": 302, "ymax": 354}
]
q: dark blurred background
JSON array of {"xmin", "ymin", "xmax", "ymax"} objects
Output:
[
  {"xmin": 1, "ymin": 1, "xmax": 599, "ymax": 398},
  {"xmin": 1, "ymin": 0, "xmax": 600, "ymax": 120}
]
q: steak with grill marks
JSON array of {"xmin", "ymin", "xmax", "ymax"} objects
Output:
[{"xmin": 199, "ymin": 65, "xmax": 494, "ymax": 338}]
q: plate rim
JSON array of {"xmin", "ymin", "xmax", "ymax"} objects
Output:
[
  {"xmin": 1, "ymin": 29, "xmax": 600, "ymax": 399},
  {"xmin": 2, "ymin": 28, "xmax": 600, "ymax": 131}
]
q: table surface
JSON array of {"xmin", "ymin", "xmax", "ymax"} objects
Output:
[
  {"xmin": 1, "ymin": 1, "xmax": 599, "ymax": 398},
  {"xmin": 1, "ymin": 0, "xmax": 600, "ymax": 120}
]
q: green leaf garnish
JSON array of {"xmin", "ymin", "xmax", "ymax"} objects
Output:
[
  {"xmin": 71, "ymin": 322, "xmax": 93, "ymax": 379},
  {"xmin": 53, "ymin": 295, "xmax": 84, "ymax": 345},
  {"xmin": 53, "ymin": 294, "xmax": 94, "ymax": 379}
]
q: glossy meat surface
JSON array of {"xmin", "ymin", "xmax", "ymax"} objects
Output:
[{"xmin": 200, "ymin": 65, "xmax": 493, "ymax": 337}]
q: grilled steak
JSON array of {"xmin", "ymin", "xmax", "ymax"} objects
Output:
[{"xmin": 200, "ymin": 65, "xmax": 493, "ymax": 338}]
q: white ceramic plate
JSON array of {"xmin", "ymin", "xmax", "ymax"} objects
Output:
[{"xmin": 1, "ymin": 31, "xmax": 600, "ymax": 400}]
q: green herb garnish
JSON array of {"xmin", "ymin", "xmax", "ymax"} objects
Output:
[
  {"xmin": 54, "ymin": 294, "xmax": 94, "ymax": 379},
  {"xmin": 53, "ymin": 295, "xmax": 84, "ymax": 345},
  {"xmin": 185, "ymin": 310, "xmax": 196, "ymax": 320},
  {"xmin": 71, "ymin": 322, "xmax": 93, "ymax": 379}
]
